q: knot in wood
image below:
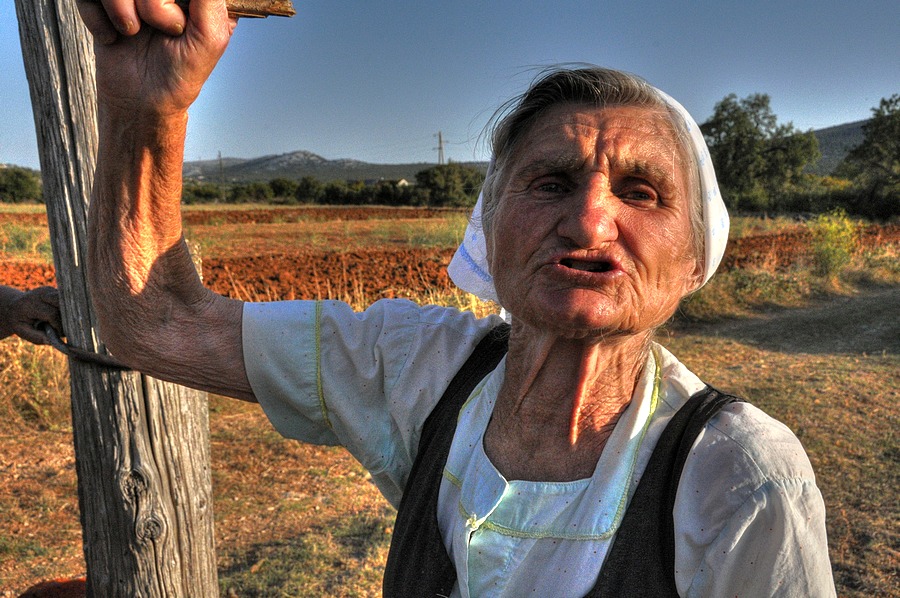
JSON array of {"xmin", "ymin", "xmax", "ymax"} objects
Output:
[
  {"xmin": 136, "ymin": 514, "xmax": 165, "ymax": 543},
  {"xmin": 120, "ymin": 469, "xmax": 150, "ymax": 502}
]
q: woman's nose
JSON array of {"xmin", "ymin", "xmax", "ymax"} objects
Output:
[{"xmin": 556, "ymin": 180, "xmax": 619, "ymax": 248}]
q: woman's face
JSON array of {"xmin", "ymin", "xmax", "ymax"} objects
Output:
[{"xmin": 486, "ymin": 103, "xmax": 701, "ymax": 339}]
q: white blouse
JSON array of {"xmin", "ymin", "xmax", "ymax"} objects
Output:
[{"xmin": 243, "ymin": 298, "xmax": 835, "ymax": 597}]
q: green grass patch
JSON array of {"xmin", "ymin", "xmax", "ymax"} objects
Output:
[
  {"xmin": 0, "ymin": 533, "xmax": 50, "ymax": 559},
  {"xmin": 847, "ymin": 239, "xmax": 900, "ymax": 286},
  {"xmin": 0, "ymin": 222, "xmax": 53, "ymax": 260},
  {"xmin": 0, "ymin": 203, "xmax": 46, "ymax": 215},
  {"xmin": 370, "ymin": 212, "xmax": 470, "ymax": 248},
  {"xmin": 678, "ymin": 267, "xmax": 813, "ymax": 321},
  {"xmin": 218, "ymin": 511, "xmax": 393, "ymax": 597},
  {"xmin": 182, "ymin": 203, "xmax": 285, "ymax": 212},
  {"xmin": 184, "ymin": 215, "xmax": 469, "ymax": 259}
]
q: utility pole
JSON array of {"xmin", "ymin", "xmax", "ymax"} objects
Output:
[
  {"xmin": 434, "ymin": 131, "xmax": 445, "ymax": 165},
  {"xmin": 15, "ymin": 1, "xmax": 219, "ymax": 595}
]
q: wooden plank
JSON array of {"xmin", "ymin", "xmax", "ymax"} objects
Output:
[
  {"xmin": 210, "ymin": 0, "xmax": 296, "ymax": 18},
  {"xmin": 82, "ymin": 0, "xmax": 296, "ymax": 19}
]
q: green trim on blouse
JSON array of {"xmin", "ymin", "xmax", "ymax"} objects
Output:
[{"xmin": 315, "ymin": 301, "xmax": 333, "ymax": 430}]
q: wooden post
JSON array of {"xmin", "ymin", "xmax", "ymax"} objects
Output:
[{"xmin": 14, "ymin": 1, "xmax": 220, "ymax": 596}]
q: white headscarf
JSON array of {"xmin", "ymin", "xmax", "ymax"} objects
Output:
[{"xmin": 448, "ymin": 84, "xmax": 729, "ymax": 305}]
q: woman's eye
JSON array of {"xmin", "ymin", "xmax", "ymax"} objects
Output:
[
  {"xmin": 619, "ymin": 182, "xmax": 658, "ymax": 203},
  {"xmin": 625, "ymin": 190, "xmax": 654, "ymax": 201},
  {"xmin": 535, "ymin": 180, "xmax": 569, "ymax": 194}
]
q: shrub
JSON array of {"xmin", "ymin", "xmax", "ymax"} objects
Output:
[
  {"xmin": 229, "ymin": 182, "xmax": 274, "ymax": 203},
  {"xmin": 182, "ymin": 181, "xmax": 225, "ymax": 204},
  {"xmin": 268, "ymin": 178, "xmax": 304, "ymax": 204},
  {"xmin": 808, "ymin": 209, "xmax": 858, "ymax": 280}
]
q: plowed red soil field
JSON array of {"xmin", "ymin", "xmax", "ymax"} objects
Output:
[
  {"xmin": 722, "ymin": 224, "xmax": 899, "ymax": 269},
  {"xmin": 2, "ymin": 207, "xmax": 897, "ymax": 301},
  {"xmin": 0, "ymin": 206, "xmax": 460, "ymax": 227}
]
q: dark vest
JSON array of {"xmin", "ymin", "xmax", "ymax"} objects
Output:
[{"xmin": 383, "ymin": 324, "xmax": 742, "ymax": 597}]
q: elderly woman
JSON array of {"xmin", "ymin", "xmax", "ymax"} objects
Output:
[{"xmin": 79, "ymin": 1, "xmax": 834, "ymax": 596}]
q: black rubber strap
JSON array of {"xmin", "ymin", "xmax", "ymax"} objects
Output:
[
  {"xmin": 383, "ymin": 323, "xmax": 510, "ymax": 597},
  {"xmin": 590, "ymin": 387, "xmax": 743, "ymax": 597}
]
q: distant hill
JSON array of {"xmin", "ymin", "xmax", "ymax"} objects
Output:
[
  {"xmin": 181, "ymin": 119, "xmax": 867, "ymax": 185},
  {"xmin": 183, "ymin": 150, "xmax": 488, "ymax": 183},
  {"xmin": 806, "ymin": 120, "xmax": 867, "ymax": 176}
]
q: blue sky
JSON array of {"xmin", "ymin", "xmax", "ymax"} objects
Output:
[{"xmin": 2, "ymin": 0, "xmax": 898, "ymax": 170}]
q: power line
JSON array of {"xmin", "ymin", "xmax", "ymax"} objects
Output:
[{"xmin": 434, "ymin": 131, "xmax": 445, "ymax": 165}]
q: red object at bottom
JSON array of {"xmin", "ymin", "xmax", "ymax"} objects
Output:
[{"xmin": 18, "ymin": 577, "xmax": 87, "ymax": 598}]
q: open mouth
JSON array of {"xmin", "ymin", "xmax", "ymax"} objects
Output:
[{"xmin": 560, "ymin": 258, "xmax": 615, "ymax": 273}]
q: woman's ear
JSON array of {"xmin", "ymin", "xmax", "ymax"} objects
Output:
[
  {"xmin": 484, "ymin": 203, "xmax": 501, "ymax": 279},
  {"xmin": 688, "ymin": 258, "xmax": 705, "ymax": 292}
]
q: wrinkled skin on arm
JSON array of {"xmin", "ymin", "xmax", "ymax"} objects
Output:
[{"xmin": 78, "ymin": 0, "xmax": 256, "ymax": 401}]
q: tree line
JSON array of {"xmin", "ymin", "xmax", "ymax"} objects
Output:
[
  {"xmin": 2, "ymin": 93, "xmax": 897, "ymax": 218},
  {"xmin": 701, "ymin": 92, "xmax": 898, "ymax": 219},
  {"xmin": 179, "ymin": 161, "xmax": 486, "ymax": 208}
]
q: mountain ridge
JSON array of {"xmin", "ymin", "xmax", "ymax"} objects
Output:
[
  {"xmin": 182, "ymin": 120, "xmax": 866, "ymax": 183},
  {"xmin": 183, "ymin": 149, "xmax": 485, "ymax": 184}
]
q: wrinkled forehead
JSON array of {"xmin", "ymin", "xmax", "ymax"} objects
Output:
[{"xmin": 502, "ymin": 103, "xmax": 690, "ymax": 183}]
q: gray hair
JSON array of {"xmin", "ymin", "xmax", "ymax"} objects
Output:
[{"xmin": 481, "ymin": 66, "xmax": 703, "ymax": 265}]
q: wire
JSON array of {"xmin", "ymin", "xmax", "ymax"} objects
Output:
[{"xmin": 38, "ymin": 322, "xmax": 131, "ymax": 371}]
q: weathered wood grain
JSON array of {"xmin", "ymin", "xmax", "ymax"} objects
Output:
[
  {"xmin": 14, "ymin": 0, "xmax": 219, "ymax": 595},
  {"xmin": 217, "ymin": 0, "xmax": 296, "ymax": 18},
  {"xmin": 83, "ymin": 0, "xmax": 296, "ymax": 18}
]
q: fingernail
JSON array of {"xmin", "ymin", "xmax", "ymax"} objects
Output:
[{"xmin": 116, "ymin": 18, "xmax": 135, "ymax": 35}]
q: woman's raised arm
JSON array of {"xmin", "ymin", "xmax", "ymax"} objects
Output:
[{"xmin": 80, "ymin": 0, "xmax": 256, "ymax": 401}]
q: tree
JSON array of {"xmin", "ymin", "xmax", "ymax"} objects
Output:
[
  {"xmin": 414, "ymin": 162, "xmax": 484, "ymax": 207},
  {"xmin": 372, "ymin": 180, "xmax": 409, "ymax": 206},
  {"xmin": 229, "ymin": 181, "xmax": 274, "ymax": 203},
  {"xmin": 0, "ymin": 165, "xmax": 42, "ymax": 202},
  {"xmin": 701, "ymin": 94, "xmax": 819, "ymax": 210},
  {"xmin": 182, "ymin": 181, "xmax": 225, "ymax": 204},
  {"xmin": 839, "ymin": 94, "xmax": 900, "ymax": 183},
  {"xmin": 321, "ymin": 180, "xmax": 349, "ymax": 205},
  {"xmin": 836, "ymin": 94, "xmax": 899, "ymax": 217},
  {"xmin": 294, "ymin": 175, "xmax": 324, "ymax": 204},
  {"xmin": 269, "ymin": 177, "xmax": 299, "ymax": 201}
]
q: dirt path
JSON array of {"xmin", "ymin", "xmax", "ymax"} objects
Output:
[{"xmin": 684, "ymin": 286, "xmax": 900, "ymax": 355}]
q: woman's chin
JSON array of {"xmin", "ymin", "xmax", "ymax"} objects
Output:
[
  {"xmin": 505, "ymin": 283, "xmax": 681, "ymax": 340},
  {"xmin": 510, "ymin": 296, "xmax": 638, "ymax": 339}
]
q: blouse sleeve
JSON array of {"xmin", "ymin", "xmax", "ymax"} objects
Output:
[
  {"xmin": 674, "ymin": 402, "xmax": 836, "ymax": 597},
  {"xmin": 243, "ymin": 298, "xmax": 500, "ymax": 507}
]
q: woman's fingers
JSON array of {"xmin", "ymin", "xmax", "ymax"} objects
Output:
[
  {"xmin": 133, "ymin": 0, "xmax": 187, "ymax": 36},
  {"xmin": 77, "ymin": 0, "xmax": 187, "ymax": 39}
]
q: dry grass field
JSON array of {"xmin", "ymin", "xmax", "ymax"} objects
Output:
[{"xmin": 1, "ymin": 205, "xmax": 898, "ymax": 596}]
